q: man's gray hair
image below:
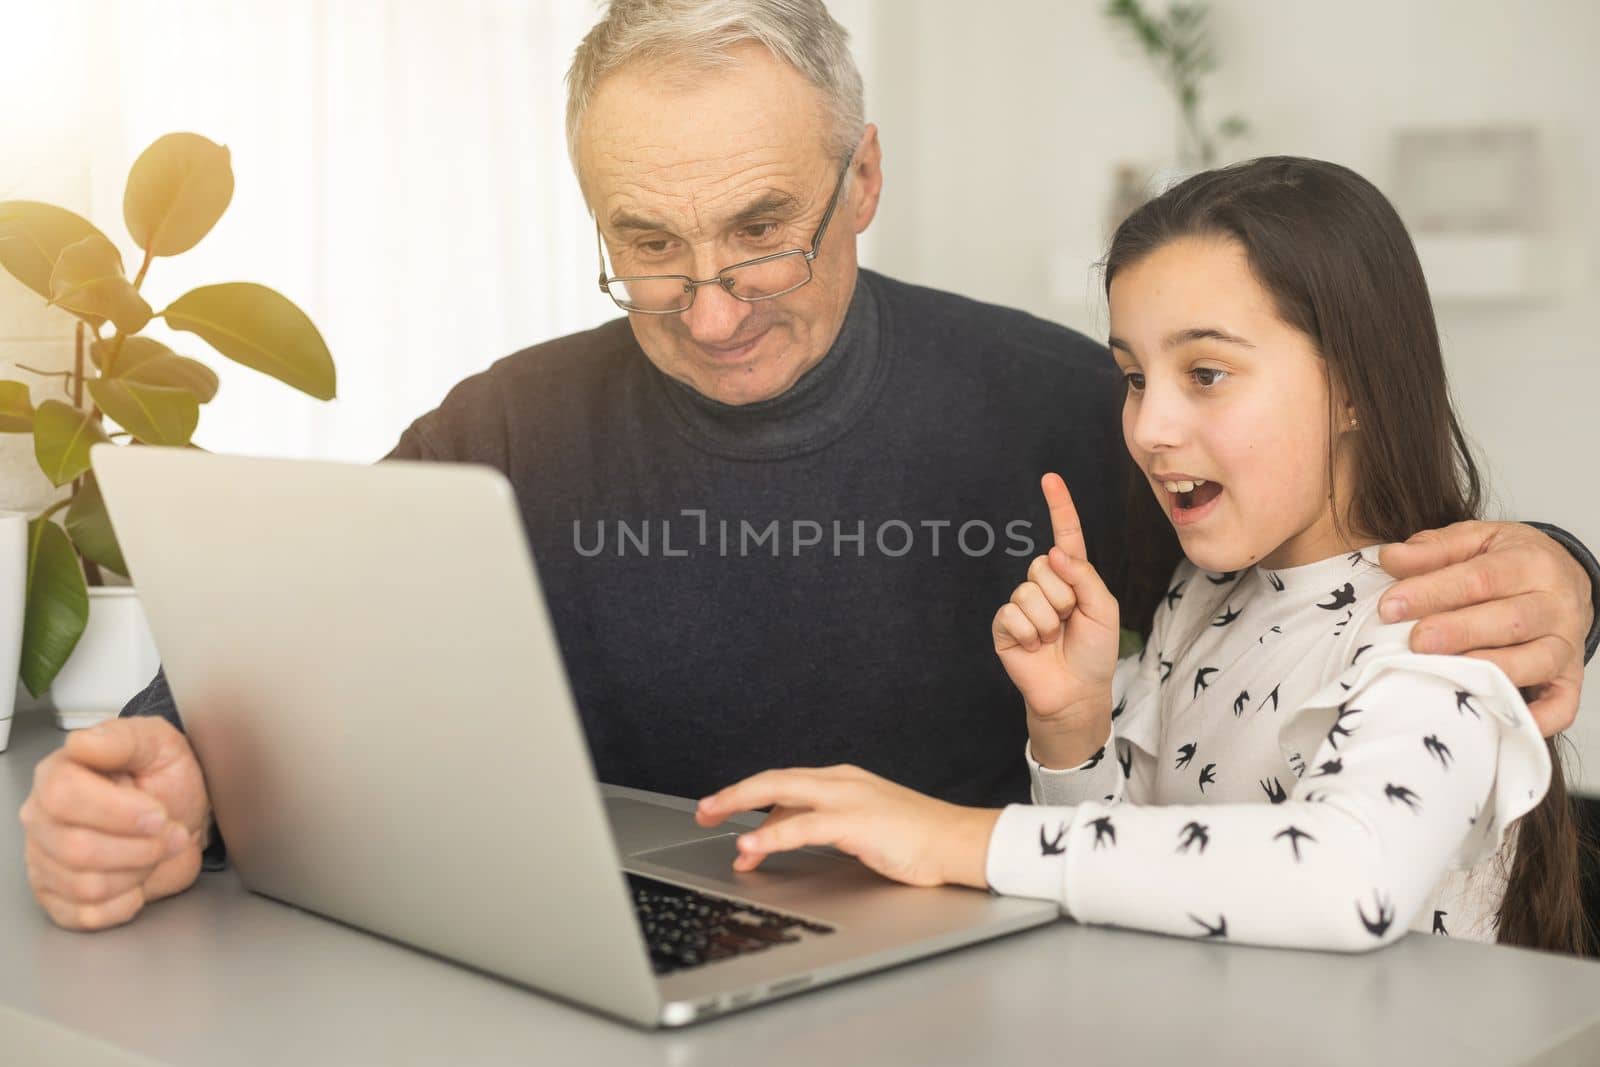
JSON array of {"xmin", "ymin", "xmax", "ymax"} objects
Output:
[{"xmin": 566, "ymin": 0, "xmax": 865, "ymax": 167}]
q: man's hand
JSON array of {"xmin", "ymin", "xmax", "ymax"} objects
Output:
[
  {"xmin": 696, "ymin": 765, "xmax": 1000, "ymax": 890},
  {"xmin": 1380, "ymin": 521, "xmax": 1593, "ymax": 736},
  {"xmin": 19, "ymin": 717, "xmax": 210, "ymax": 931}
]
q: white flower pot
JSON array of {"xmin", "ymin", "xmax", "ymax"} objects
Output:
[
  {"xmin": 0, "ymin": 510, "xmax": 26, "ymax": 752},
  {"xmin": 48, "ymin": 586, "xmax": 160, "ymax": 731}
]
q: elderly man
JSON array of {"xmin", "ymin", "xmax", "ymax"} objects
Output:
[{"xmin": 21, "ymin": 0, "xmax": 1598, "ymax": 932}]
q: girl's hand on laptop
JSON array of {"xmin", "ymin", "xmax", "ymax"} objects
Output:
[
  {"xmin": 993, "ymin": 474, "xmax": 1120, "ymax": 761},
  {"xmin": 696, "ymin": 766, "xmax": 1000, "ymax": 890}
]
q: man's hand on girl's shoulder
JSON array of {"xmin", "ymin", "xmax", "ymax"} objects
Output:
[{"xmin": 1378, "ymin": 520, "xmax": 1593, "ymax": 736}]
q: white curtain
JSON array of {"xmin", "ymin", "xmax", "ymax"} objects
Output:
[
  {"xmin": 8, "ymin": 0, "xmax": 616, "ymax": 463},
  {"xmin": 4, "ymin": 0, "xmax": 882, "ymax": 464}
]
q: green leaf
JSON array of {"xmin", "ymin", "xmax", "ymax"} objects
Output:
[
  {"xmin": 21, "ymin": 518, "xmax": 89, "ymax": 697},
  {"xmin": 124, "ymin": 132, "xmax": 235, "ymax": 258},
  {"xmin": 91, "ymin": 336, "xmax": 219, "ymax": 403},
  {"xmin": 161, "ymin": 282, "xmax": 336, "ymax": 400},
  {"xmin": 64, "ymin": 472, "xmax": 128, "ymax": 577},
  {"xmin": 0, "ymin": 379, "xmax": 34, "ymax": 432},
  {"xmin": 0, "ymin": 201, "xmax": 113, "ymax": 314},
  {"xmin": 48, "ymin": 234, "xmax": 153, "ymax": 334},
  {"xmin": 88, "ymin": 378, "xmax": 199, "ymax": 446},
  {"xmin": 32, "ymin": 399, "xmax": 110, "ymax": 486}
]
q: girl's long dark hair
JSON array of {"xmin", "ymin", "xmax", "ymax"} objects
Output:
[{"xmin": 1103, "ymin": 156, "xmax": 1589, "ymax": 956}]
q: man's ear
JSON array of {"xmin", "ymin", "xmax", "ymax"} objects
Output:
[{"xmin": 850, "ymin": 124, "xmax": 884, "ymax": 234}]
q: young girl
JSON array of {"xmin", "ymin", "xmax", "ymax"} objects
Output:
[{"xmin": 695, "ymin": 156, "xmax": 1589, "ymax": 954}]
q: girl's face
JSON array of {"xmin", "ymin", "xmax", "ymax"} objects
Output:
[{"xmin": 1107, "ymin": 235, "xmax": 1360, "ymax": 573}]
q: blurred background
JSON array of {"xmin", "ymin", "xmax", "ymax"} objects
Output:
[{"xmin": 2, "ymin": 1, "xmax": 1595, "ymax": 780}]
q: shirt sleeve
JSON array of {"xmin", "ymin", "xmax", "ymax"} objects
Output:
[{"xmin": 986, "ymin": 651, "xmax": 1549, "ymax": 952}]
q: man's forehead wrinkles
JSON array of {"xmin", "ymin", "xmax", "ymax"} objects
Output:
[{"xmin": 599, "ymin": 159, "xmax": 811, "ymax": 234}]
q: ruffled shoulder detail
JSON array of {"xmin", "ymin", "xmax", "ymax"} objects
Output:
[{"xmin": 1281, "ymin": 651, "xmax": 1550, "ymax": 867}]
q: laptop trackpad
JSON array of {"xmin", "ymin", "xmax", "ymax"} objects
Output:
[{"xmin": 633, "ymin": 834, "xmax": 855, "ymax": 882}]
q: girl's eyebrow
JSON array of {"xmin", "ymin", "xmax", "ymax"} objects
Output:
[
  {"xmin": 1107, "ymin": 327, "xmax": 1255, "ymax": 357},
  {"xmin": 1166, "ymin": 327, "xmax": 1255, "ymax": 349}
]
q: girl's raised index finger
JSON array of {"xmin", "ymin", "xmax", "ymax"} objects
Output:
[{"xmin": 1041, "ymin": 472, "xmax": 1089, "ymax": 559}]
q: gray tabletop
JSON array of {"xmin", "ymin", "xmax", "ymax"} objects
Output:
[{"xmin": 3, "ymin": 706, "xmax": 1600, "ymax": 1067}]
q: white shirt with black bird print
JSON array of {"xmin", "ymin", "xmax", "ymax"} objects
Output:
[{"xmin": 984, "ymin": 546, "xmax": 1551, "ymax": 950}]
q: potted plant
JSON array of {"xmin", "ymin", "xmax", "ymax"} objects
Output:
[{"xmin": 0, "ymin": 131, "xmax": 335, "ymax": 731}]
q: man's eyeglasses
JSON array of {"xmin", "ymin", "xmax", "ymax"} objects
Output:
[{"xmin": 596, "ymin": 151, "xmax": 855, "ymax": 315}]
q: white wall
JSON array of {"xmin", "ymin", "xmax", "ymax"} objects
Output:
[{"xmin": 857, "ymin": 0, "xmax": 1600, "ymax": 786}]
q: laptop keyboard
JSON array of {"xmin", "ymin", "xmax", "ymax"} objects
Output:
[{"xmin": 627, "ymin": 873, "xmax": 835, "ymax": 976}]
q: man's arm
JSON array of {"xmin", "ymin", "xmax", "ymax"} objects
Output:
[{"xmin": 1527, "ymin": 522, "xmax": 1600, "ymax": 663}]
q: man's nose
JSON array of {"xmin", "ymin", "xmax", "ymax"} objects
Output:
[{"xmin": 678, "ymin": 276, "xmax": 755, "ymax": 347}]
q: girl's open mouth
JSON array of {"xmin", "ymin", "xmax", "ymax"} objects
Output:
[{"xmin": 1164, "ymin": 479, "xmax": 1224, "ymax": 526}]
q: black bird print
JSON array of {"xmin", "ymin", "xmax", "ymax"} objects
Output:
[
  {"xmin": 1040, "ymin": 823, "xmax": 1067, "ymax": 856},
  {"xmin": 1193, "ymin": 666, "xmax": 1218, "ymax": 698},
  {"xmin": 1082, "ymin": 746, "xmax": 1106, "ymax": 770},
  {"xmin": 1433, "ymin": 910, "xmax": 1449, "ymax": 936},
  {"xmin": 1118, "ymin": 746, "xmax": 1133, "ymax": 780},
  {"xmin": 1177, "ymin": 822, "xmax": 1210, "ymax": 854},
  {"xmin": 1257, "ymin": 624, "xmax": 1284, "ymax": 645},
  {"xmin": 1351, "ymin": 644, "xmax": 1373, "ymax": 665},
  {"xmin": 1455, "ymin": 690, "xmax": 1480, "ymax": 719},
  {"xmin": 1312, "ymin": 758, "xmax": 1343, "ymax": 777},
  {"xmin": 1328, "ymin": 702, "xmax": 1363, "ymax": 751},
  {"xmin": 1211, "ymin": 605, "xmax": 1242, "ymax": 627},
  {"xmin": 1347, "ymin": 550, "xmax": 1364, "ymax": 566},
  {"xmin": 1112, "ymin": 695, "xmax": 1127, "ymax": 720},
  {"xmin": 1274, "ymin": 825, "xmax": 1317, "ymax": 862},
  {"xmin": 1266, "ymin": 571, "xmax": 1286, "ymax": 592},
  {"xmin": 1303, "ymin": 790, "xmax": 1328, "ymax": 803},
  {"xmin": 1318, "ymin": 583, "xmax": 1357, "ymax": 611},
  {"xmin": 1423, "ymin": 735, "xmax": 1453, "ymax": 769},
  {"xmin": 1088, "ymin": 816, "xmax": 1116, "ymax": 849},
  {"xmin": 1207, "ymin": 571, "xmax": 1239, "ymax": 585},
  {"xmin": 1176, "ymin": 742, "xmax": 1197, "ymax": 770},
  {"xmin": 1260, "ymin": 777, "xmax": 1287, "ymax": 804},
  {"xmin": 1385, "ymin": 784, "xmax": 1423, "ymax": 813},
  {"xmin": 1188, "ymin": 914, "xmax": 1228, "ymax": 939},
  {"xmin": 1159, "ymin": 659, "xmax": 1175, "ymax": 684},
  {"xmin": 1258, "ymin": 685, "xmax": 1281, "ymax": 713},
  {"xmin": 1198, "ymin": 763, "xmax": 1217, "ymax": 793},
  {"xmin": 1164, "ymin": 580, "xmax": 1187, "ymax": 610},
  {"xmin": 1333, "ymin": 608, "xmax": 1354, "ymax": 636},
  {"xmin": 1358, "ymin": 891, "xmax": 1395, "ymax": 938},
  {"xmin": 1288, "ymin": 752, "xmax": 1308, "ymax": 778},
  {"xmin": 1233, "ymin": 690, "xmax": 1250, "ymax": 717}
]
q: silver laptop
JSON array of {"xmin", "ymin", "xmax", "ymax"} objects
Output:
[{"xmin": 91, "ymin": 446, "xmax": 1057, "ymax": 1028}]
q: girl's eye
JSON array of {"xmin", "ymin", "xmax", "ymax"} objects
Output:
[
  {"xmin": 1192, "ymin": 367, "xmax": 1229, "ymax": 388},
  {"xmin": 1123, "ymin": 372, "xmax": 1146, "ymax": 392}
]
